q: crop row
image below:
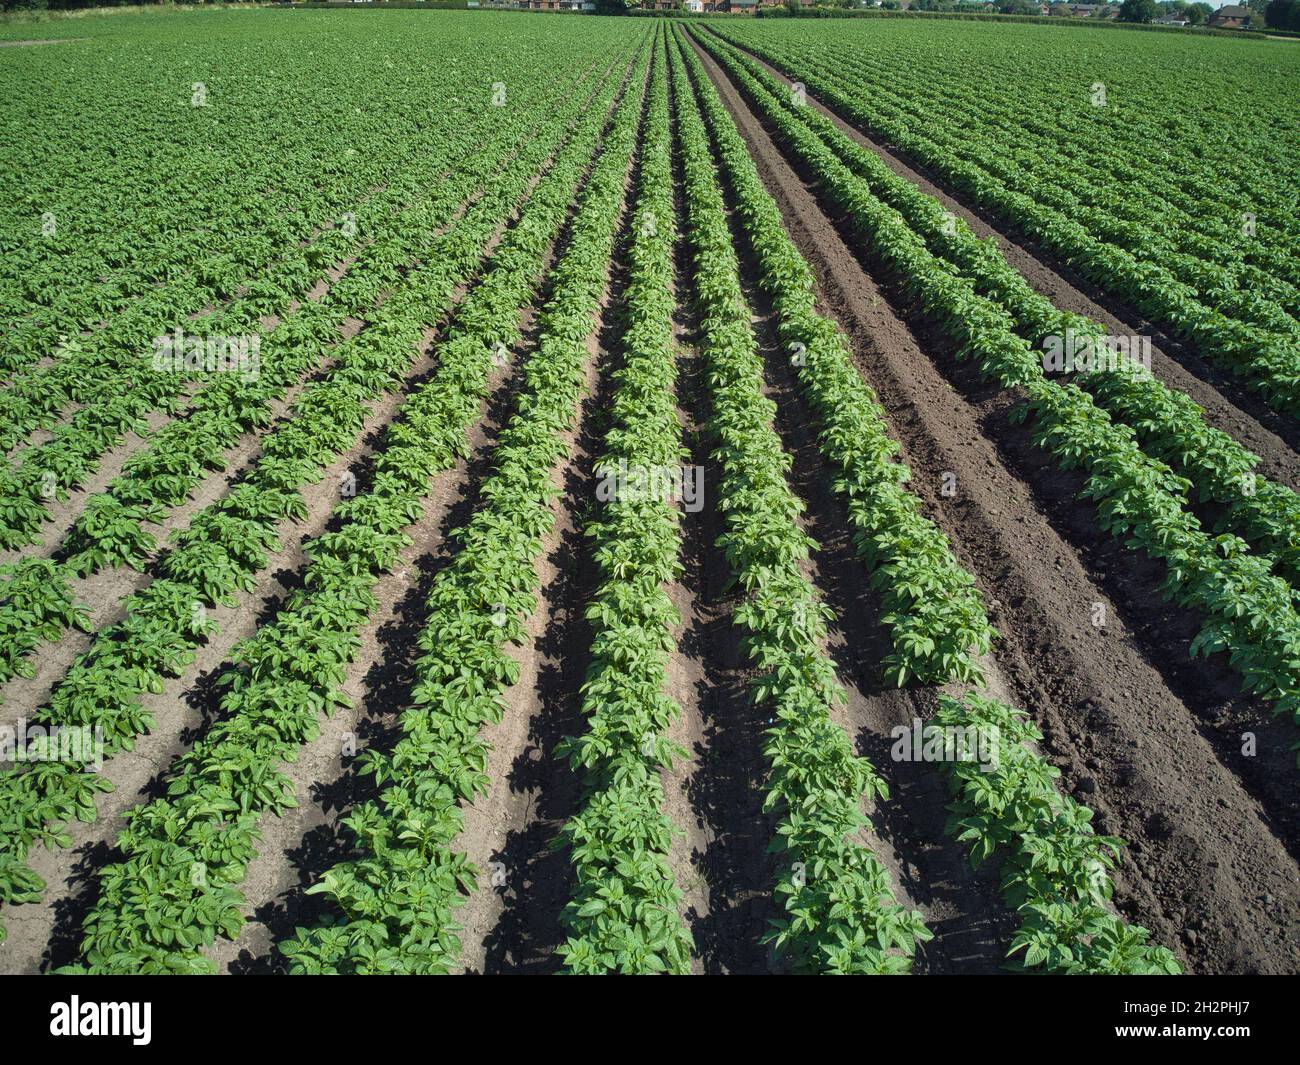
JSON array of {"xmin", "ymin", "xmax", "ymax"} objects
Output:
[
  {"xmin": 0, "ymin": 82, "xmax": 530, "ymax": 551},
  {"xmin": 0, "ymin": 39, "xmax": 639, "ymax": 948},
  {"xmin": 762, "ymin": 41, "xmax": 1300, "ymax": 325},
  {"xmin": 704, "ymin": 23, "xmax": 1300, "ymax": 303},
  {"xmin": 554, "ymin": 31, "xmax": 694, "ymax": 976},
  {"xmin": 684, "ymin": 28, "xmax": 1186, "ymax": 972},
  {"xmin": 53, "ymin": 40, "xmax": 647, "ymax": 974},
  {"xmin": 0, "ymin": 55, "xmax": 616, "ymax": 701},
  {"xmin": 676, "ymin": 31, "xmax": 995, "ymax": 690},
  {"xmin": 0, "ymin": 19, "xmax": 612, "ymax": 377},
  {"xmin": 672, "ymin": 31, "xmax": 929, "ymax": 975},
  {"xmin": 934, "ymin": 693, "xmax": 1182, "ymax": 975},
  {"xmin": 278, "ymin": 39, "xmax": 650, "ymax": 976},
  {"xmin": 703, "ymin": 39, "xmax": 1300, "ymax": 592},
  {"xmin": 57, "ymin": 93, "xmax": 530, "ymax": 573},
  {"xmin": 704, "ymin": 25, "xmax": 1300, "ymax": 418},
  {"xmin": 693, "ymin": 28, "xmax": 1300, "ymax": 737}
]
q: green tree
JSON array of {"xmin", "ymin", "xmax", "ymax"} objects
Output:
[
  {"xmin": 1264, "ymin": 0, "xmax": 1300, "ymax": 27},
  {"xmin": 1119, "ymin": 0, "xmax": 1159, "ymax": 19}
]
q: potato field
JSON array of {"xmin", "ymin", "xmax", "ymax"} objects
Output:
[{"xmin": 1, "ymin": 7, "xmax": 1298, "ymax": 983}]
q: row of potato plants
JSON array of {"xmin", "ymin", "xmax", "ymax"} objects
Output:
[
  {"xmin": 716, "ymin": 22, "xmax": 1300, "ymax": 274},
  {"xmin": 739, "ymin": 37, "xmax": 1300, "ymax": 332},
  {"xmin": 676, "ymin": 32, "xmax": 995, "ymax": 690},
  {"xmin": 0, "ymin": 144, "xmax": 388, "ymax": 454},
  {"xmin": 0, "ymin": 104, "xmax": 502, "ymax": 550},
  {"xmin": 278, "ymin": 43, "xmax": 650, "ymax": 976},
  {"xmin": 0, "ymin": 48, "xmax": 635, "ymax": 947},
  {"xmin": 56, "ymin": 45, "xmax": 645, "ymax": 973},
  {"xmin": 705, "ymin": 39, "xmax": 1300, "ymax": 592},
  {"xmin": 671, "ymin": 33, "xmax": 929, "ymax": 976},
  {"xmin": 0, "ymin": 55, "xmax": 618, "ymax": 701},
  {"xmin": 693, "ymin": 29, "xmax": 1300, "ymax": 737},
  {"xmin": 679, "ymin": 30, "xmax": 1185, "ymax": 973},
  {"xmin": 0, "ymin": 207, "xmax": 360, "ymax": 546},
  {"xmin": 0, "ymin": 43, "xmax": 616, "ymax": 549},
  {"xmin": 934, "ymin": 692, "xmax": 1183, "ymax": 975},
  {"xmin": 0, "ymin": 20, "xmax": 418, "ymax": 374},
  {"xmin": 703, "ymin": 26, "xmax": 1300, "ymax": 419},
  {"xmin": 0, "ymin": 560, "xmax": 91, "ymax": 697},
  {"xmin": 0, "ymin": 112, "xmax": 370, "ymax": 384},
  {"xmin": 60, "ymin": 97, "xmax": 528, "ymax": 572},
  {"xmin": 0, "ymin": 63, "xmax": 603, "ymax": 732},
  {"xmin": 554, "ymin": 34, "xmax": 695, "ymax": 977},
  {"xmin": 0, "ymin": 16, "xmax": 609, "ymax": 379}
]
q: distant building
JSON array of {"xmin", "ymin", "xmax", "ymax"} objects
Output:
[{"xmin": 1208, "ymin": 4, "xmax": 1250, "ymax": 27}]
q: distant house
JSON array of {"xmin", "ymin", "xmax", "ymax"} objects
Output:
[
  {"xmin": 726, "ymin": 0, "xmax": 761, "ymax": 11},
  {"xmin": 686, "ymin": 0, "xmax": 705, "ymax": 10},
  {"xmin": 1208, "ymin": 4, "xmax": 1250, "ymax": 27}
]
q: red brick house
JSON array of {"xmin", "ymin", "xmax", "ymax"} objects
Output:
[{"xmin": 1208, "ymin": 4, "xmax": 1251, "ymax": 27}]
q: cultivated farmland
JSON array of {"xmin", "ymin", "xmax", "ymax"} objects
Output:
[{"xmin": 0, "ymin": 8, "xmax": 1297, "ymax": 978}]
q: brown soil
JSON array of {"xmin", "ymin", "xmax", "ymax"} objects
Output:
[{"xmin": 687, "ymin": 31, "xmax": 1300, "ymax": 975}]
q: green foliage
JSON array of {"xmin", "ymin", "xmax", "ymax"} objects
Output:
[
  {"xmin": 555, "ymin": 32, "xmax": 694, "ymax": 976},
  {"xmin": 280, "ymin": 37, "xmax": 651, "ymax": 977},
  {"xmin": 679, "ymin": 29, "xmax": 997, "ymax": 690},
  {"xmin": 707, "ymin": 18, "xmax": 1300, "ymax": 416},
  {"xmin": 1119, "ymin": 0, "xmax": 1159, "ymax": 20},
  {"xmin": 695, "ymin": 26, "xmax": 1300, "ymax": 738},
  {"xmin": 0, "ymin": 20, "xmax": 648, "ymax": 951},
  {"xmin": 935, "ymin": 693, "xmax": 1182, "ymax": 974},
  {"xmin": 670, "ymin": 29, "xmax": 929, "ymax": 975}
]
